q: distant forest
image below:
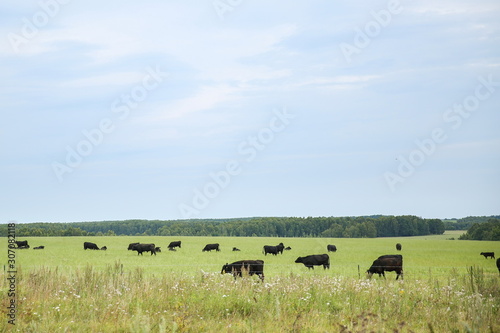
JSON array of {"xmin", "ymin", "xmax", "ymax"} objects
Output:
[
  {"xmin": 1, "ymin": 215, "xmax": 447, "ymax": 238},
  {"xmin": 458, "ymin": 218, "xmax": 500, "ymax": 241},
  {"xmin": 442, "ymin": 215, "xmax": 500, "ymax": 230}
]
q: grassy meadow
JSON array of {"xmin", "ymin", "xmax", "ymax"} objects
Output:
[{"xmin": 1, "ymin": 232, "xmax": 499, "ymax": 332}]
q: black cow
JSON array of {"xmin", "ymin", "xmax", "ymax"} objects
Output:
[
  {"xmin": 155, "ymin": 247, "xmax": 161, "ymax": 253},
  {"xmin": 168, "ymin": 241, "xmax": 181, "ymax": 249},
  {"xmin": 367, "ymin": 254, "xmax": 403, "ymax": 280},
  {"xmin": 33, "ymin": 246, "xmax": 44, "ymax": 250},
  {"xmin": 295, "ymin": 254, "xmax": 330, "ymax": 270},
  {"xmin": 168, "ymin": 247, "xmax": 177, "ymax": 251},
  {"xmin": 480, "ymin": 252, "xmax": 495, "ymax": 259},
  {"xmin": 232, "ymin": 247, "xmax": 241, "ymax": 251},
  {"xmin": 497, "ymin": 258, "xmax": 500, "ymax": 274},
  {"xmin": 202, "ymin": 243, "xmax": 220, "ymax": 252},
  {"xmin": 100, "ymin": 246, "xmax": 107, "ymax": 251},
  {"xmin": 129, "ymin": 243, "xmax": 156, "ymax": 255},
  {"xmin": 84, "ymin": 242, "xmax": 99, "ymax": 250},
  {"xmin": 285, "ymin": 246, "xmax": 292, "ymax": 251},
  {"xmin": 263, "ymin": 243, "xmax": 285, "ymax": 256},
  {"xmin": 15, "ymin": 240, "xmax": 29, "ymax": 249},
  {"xmin": 128, "ymin": 242, "xmax": 140, "ymax": 250},
  {"xmin": 221, "ymin": 260, "xmax": 265, "ymax": 282},
  {"xmin": 396, "ymin": 243, "xmax": 402, "ymax": 251},
  {"xmin": 327, "ymin": 244, "xmax": 337, "ymax": 252}
]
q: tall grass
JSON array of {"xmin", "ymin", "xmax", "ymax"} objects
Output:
[{"xmin": 1, "ymin": 261, "xmax": 499, "ymax": 332}]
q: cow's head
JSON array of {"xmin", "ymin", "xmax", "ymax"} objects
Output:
[{"xmin": 221, "ymin": 263, "xmax": 231, "ymax": 274}]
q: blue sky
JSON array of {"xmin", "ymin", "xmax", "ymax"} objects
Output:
[{"xmin": 1, "ymin": 0, "xmax": 499, "ymax": 223}]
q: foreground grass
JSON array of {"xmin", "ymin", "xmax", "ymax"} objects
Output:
[{"xmin": 1, "ymin": 263, "xmax": 499, "ymax": 332}]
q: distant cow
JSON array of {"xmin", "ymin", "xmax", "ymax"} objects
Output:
[
  {"xmin": 285, "ymin": 246, "xmax": 292, "ymax": 251},
  {"xmin": 168, "ymin": 241, "xmax": 181, "ymax": 249},
  {"xmin": 155, "ymin": 247, "xmax": 161, "ymax": 253},
  {"xmin": 480, "ymin": 252, "xmax": 495, "ymax": 259},
  {"xmin": 33, "ymin": 246, "xmax": 44, "ymax": 250},
  {"xmin": 84, "ymin": 242, "xmax": 99, "ymax": 250},
  {"xmin": 221, "ymin": 260, "xmax": 265, "ymax": 282},
  {"xmin": 396, "ymin": 243, "xmax": 402, "ymax": 251},
  {"xmin": 202, "ymin": 243, "xmax": 220, "ymax": 252},
  {"xmin": 168, "ymin": 247, "xmax": 177, "ymax": 251},
  {"xmin": 295, "ymin": 254, "xmax": 330, "ymax": 270},
  {"xmin": 327, "ymin": 244, "xmax": 337, "ymax": 252},
  {"xmin": 15, "ymin": 240, "xmax": 29, "ymax": 249},
  {"xmin": 128, "ymin": 242, "xmax": 140, "ymax": 250},
  {"xmin": 232, "ymin": 247, "xmax": 241, "ymax": 251},
  {"xmin": 497, "ymin": 258, "xmax": 500, "ymax": 274},
  {"xmin": 100, "ymin": 246, "xmax": 107, "ymax": 251},
  {"xmin": 367, "ymin": 254, "xmax": 403, "ymax": 280},
  {"xmin": 129, "ymin": 243, "xmax": 156, "ymax": 255},
  {"xmin": 263, "ymin": 243, "xmax": 285, "ymax": 256}
]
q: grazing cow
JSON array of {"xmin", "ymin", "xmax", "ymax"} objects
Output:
[
  {"xmin": 497, "ymin": 258, "xmax": 500, "ymax": 274},
  {"xmin": 128, "ymin": 242, "xmax": 140, "ymax": 250},
  {"xmin": 396, "ymin": 243, "xmax": 402, "ymax": 251},
  {"xmin": 263, "ymin": 243, "xmax": 285, "ymax": 256},
  {"xmin": 168, "ymin": 241, "xmax": 181, "ymax": 250},
  {"xmin": 327, "ymin": 244, "xmax": 337, "ymax": 252},
  {"xmin": 367, "ymin": 254, "xmax": 403, "ymax": 280},
  {"xmin": 100, "ymin": 246, "xmax": 107, "ymax": 251},
  {"xmin": 155, "ymin": 247, "xmax": 161, "ymax": 253},
  {"xmin": 295, "ymin": 254, "xmax": 330, "ymax": 270},
  {"xmin": 202, "ymin": 243, "xmax": 220, "ymax": 252},
  {"xmin": 221, "ymin": 260, "xmax": 265, "ymax": 282},
  {"xmin": 285, "ymin": 246, "xmax": 292, "ymax": 251},
  {"xmin": 232, "ymin": 247, "xmax": 241, "ymax": 251},
  {"xmin": 129, "ymin": 243, "xmax": 156, "ymax": 255},
  {"xmin": 33, "ymin": 246, "xmax": 44, "ymax": 250},
  {"xmin": 84, "ymin": 242, "xmax": 99, "ymax": 250},
  {"xmin": 15, "ymin": 240, "xmax": 30, "ymax": 249},
  {"xmin": 480, "ymin": 252, "xmax": 495, "ymax": 259}
]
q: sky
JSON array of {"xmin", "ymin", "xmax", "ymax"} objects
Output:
[{"xmin": 1, "ymin": 0, "xmax": 499, "ymax": 223}]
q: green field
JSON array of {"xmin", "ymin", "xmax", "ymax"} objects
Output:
[
  {"xmin": 3, "ymin": 231, "xmax": 498, "ymax": 278},
  {"xmin": 1, "ymin": 233, "xmax": 499, "ymax": 332}
]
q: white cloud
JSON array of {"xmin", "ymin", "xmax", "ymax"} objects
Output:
[{"xmin": 146, "ymin": 84, "xmax": 238, "ymax": 122}]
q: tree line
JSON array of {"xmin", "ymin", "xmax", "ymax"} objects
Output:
[
  {"xmin": 458, "ymin": 218, "xmax": 500, "ymax": 241},
  {"xmin": 0, "ymin": 215, "xmax": 445, "ymax": 238},
  {"xmin": 443, "ymin": 215, "xmax": 500, "ymax": 230}
]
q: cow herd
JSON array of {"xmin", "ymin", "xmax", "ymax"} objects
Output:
[{"xmin": 11, "ymin": 239, "xmax": 500, "ymax": 281}]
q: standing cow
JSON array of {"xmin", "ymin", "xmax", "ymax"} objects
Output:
[
  {"xmin": 295, "ymin": 254, "xmax": 330, "ymax": 270},
  {"xmin": 84, "ymin": 242, "xmax": 99, "ymax": 250},
  {"xmin": 327, "ymin": 244, "xmax": 337, "ymax": 252},
  {"xmin": 15, "ymin": 240, "xmax": 30, "ymax": 249},
  {"xmin": 129, "ymin": 243, "xmax": 156, "ymax": 255},
  {"xmin": 497, "ymin": 258, "xmax": 500, "ymax": 275},
  {"xmin": 221, "ymin": 260, "xmax": 265, "ymax": 282},
  {"xmin": 480, "ymin": 252, "xmax": 495, "ymax": 259},
  {"xmin": 367, "ymin": 254, "xmax": 403, "ymax": 280},
  {"xmin": 202, "ymin": 243, "xmax": 220, "ymax": 252},
  {"xmin": 396, "ymin": 243, "xmax": 402, "ymax": 251},
  {"xmin": 168, "ymin": 241, "xmax": 181, "ymax": 250},
  {"xmin": 263, "ymin": 243, "xmax": 285, "ymax": 256}
]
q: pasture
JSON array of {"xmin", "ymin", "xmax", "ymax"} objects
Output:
[{"xmin": 1, "ymin": 233, "xmax": 499, "ymax": 332}]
